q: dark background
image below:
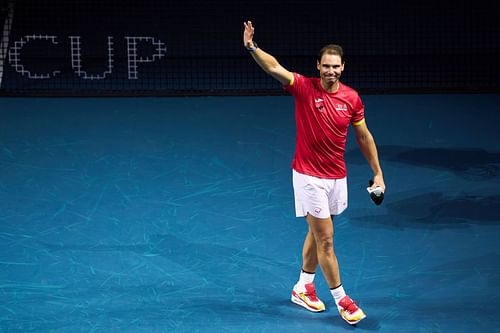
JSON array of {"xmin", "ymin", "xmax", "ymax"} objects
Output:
[{"xmin": 1, "ymin": 0, "xmax": 498, "ymax": 95}]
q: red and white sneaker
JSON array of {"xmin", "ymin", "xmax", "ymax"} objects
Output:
[
  {"xmin": 291, "ymin": 283, "xmax": 325, "ymax": 312},
  {"xmin": 337, "ymin": 295, "xmax": 366, "ymax": 325}
]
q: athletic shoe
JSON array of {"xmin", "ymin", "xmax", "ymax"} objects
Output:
[
  {"xmin": 337, "ymin": 295, "xmax": 366, "ymax": 325},
  {"xmin": 291, "ymin": 282, "xmax": 325, "ymax": 312}
]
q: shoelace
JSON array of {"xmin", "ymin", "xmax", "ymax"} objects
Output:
[
  {"xmin": 303, "ymin": 287, "xmax": 319, "ymax": 301},
  {"xmin": 342, "ymin": 299, "xmax": 359, "ymax": 313}
]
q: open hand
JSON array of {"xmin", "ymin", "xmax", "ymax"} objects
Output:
[{"xmin": 243, "ymin": 21, "xmax": 255, "ymax": 48}]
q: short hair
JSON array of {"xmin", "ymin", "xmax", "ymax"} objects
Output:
[{"xmin": 317, "ymin": 44, "xmax": 344, "ymax": 64}]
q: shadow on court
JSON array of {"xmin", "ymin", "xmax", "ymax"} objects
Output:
[
  {"xmin": 347, "ymin": 145, "xmax": 500, "ymax": 180},
  {"xmin": 352, "ymin": 192, "xmax": 500, "ymax": 230}
]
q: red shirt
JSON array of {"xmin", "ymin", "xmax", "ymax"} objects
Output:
[{"xmin": 284, "ymin": 73, "xmax": 365, "ymax": 179}]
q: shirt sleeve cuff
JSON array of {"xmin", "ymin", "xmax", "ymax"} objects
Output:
[{"xmin": 352, "ymin": 118, "xmax": 365, "ymax": 126}]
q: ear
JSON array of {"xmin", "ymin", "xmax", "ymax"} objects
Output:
[{"xmin": 316, "ymin": 60, "xmax": 321, "ymax": 71}]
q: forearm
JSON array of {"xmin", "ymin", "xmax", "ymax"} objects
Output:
[
  {"xmin": 249, "ymin": 47, "xmax": 280, "ymax": 75},
  {"xmin": 248, "ymin": 46, "xmax": 291, "ymax": 85},
  {"xmin": 357, "ymin": 133, "xmax": 383, "ymax": 177}
]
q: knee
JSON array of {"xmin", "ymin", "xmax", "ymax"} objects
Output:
[{"xmin": 315, "ymin": 234, "xmax": 334, "ymax": 254}]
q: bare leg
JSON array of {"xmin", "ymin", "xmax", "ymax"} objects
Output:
[
  {"xmin": 291, "ymin": 220, "xmax": 327, "ymax": 313},
  {"xmin": 306, "ymin": 214, "xmax": 341, "ymax": 288},
  {"xmin": 301, "ymin": 227, "xmax": 318, "ymax": 273}
]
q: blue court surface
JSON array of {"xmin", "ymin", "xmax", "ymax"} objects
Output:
[{"xmin": 0, "ymin": 94, "xmax": 499, "ymax": 333}]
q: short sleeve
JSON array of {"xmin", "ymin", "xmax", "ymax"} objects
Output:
[
  {"xmin": 351, "ymin": 94, "xmax": 365, "ymax": 125},
  {"xmin": 283, "ymin": 73, "xmax": 304, "ymax": 97}
]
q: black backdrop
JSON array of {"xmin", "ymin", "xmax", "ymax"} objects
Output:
[{"xmin": 0, "ymin": 0, "xmax": 498, "ymax": 95}]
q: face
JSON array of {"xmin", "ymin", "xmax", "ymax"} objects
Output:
[{"xmin": 317, "ymin": 53, "xmax": 344, "ymax": 88}]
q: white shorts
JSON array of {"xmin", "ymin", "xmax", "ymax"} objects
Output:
[{"xmin": 293, "ymin": 169, "xmax": 348, "ymax": 219}]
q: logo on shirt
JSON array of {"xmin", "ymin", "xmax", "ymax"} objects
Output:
[
  {"xmin": 334, "ymin": 103, "xmax": 348, "ymax": 112},
  {"xmin": 314, "ymin": 97, "xmax": 325, "ymax": 112}
]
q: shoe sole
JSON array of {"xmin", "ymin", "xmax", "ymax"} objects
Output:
[
  {"xmin": 341, "ymin": 312, "xmax": 366, "ymax": 325},
  {"xmin": 291, "ymin": 294, "xmax": 325, "ymax": 312}
]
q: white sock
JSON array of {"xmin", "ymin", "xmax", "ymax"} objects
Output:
[
  {"xmin": 330, "ymin": 284, "xmax": 346, "ymax": 308},
  {"xmin": 296, "ymin": 270, "xmax": 315, "ymax": 289}
]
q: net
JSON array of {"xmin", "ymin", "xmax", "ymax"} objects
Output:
[{"xmin": 1, "ymin": 0, "xmax": 499, "ymax": 96}]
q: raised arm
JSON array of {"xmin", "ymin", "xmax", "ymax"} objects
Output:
[{"xmin": 243, "ymin": 21, "xmax": 294, "ymax": 85}]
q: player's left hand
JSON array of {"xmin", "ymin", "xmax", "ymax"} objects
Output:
[
  {"xmin": 367, "ymin": 176, "xmax": 385, "ymax": 205},
  {"xmin": 370, "ymin": 174, "xmax": 385, "ymax": 193}
]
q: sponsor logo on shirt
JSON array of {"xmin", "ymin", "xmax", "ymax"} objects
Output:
[{"xmin": 334, "ymin": 103, "xmax": 348, "ymax": 112}]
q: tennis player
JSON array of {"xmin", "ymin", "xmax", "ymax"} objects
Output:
[{"xmin": 243, "ymin": 21, "xmax": 385, "ymax": 325}]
